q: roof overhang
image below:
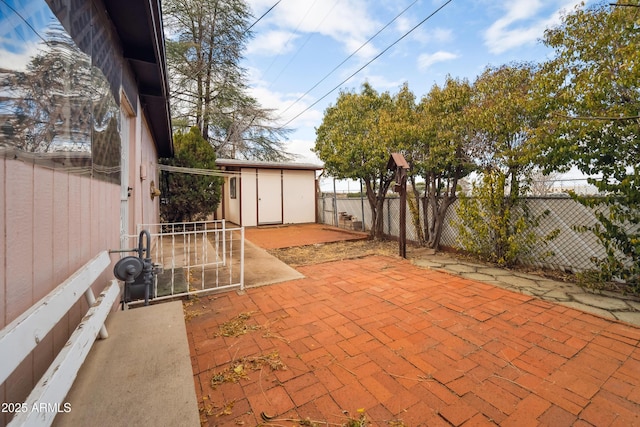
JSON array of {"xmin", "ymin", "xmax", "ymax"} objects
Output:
[
  {"xmin": 104, "ymin": 0, "xmax": 174, "ymax": 157},
  {"xmin": 216, "ymin": 158, "xmax": 324, "ymax": 171}
]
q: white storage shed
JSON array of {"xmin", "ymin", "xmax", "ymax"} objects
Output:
[{"xmin": 216, "ymin": 159, "xmax": 323, "ymax": 227}]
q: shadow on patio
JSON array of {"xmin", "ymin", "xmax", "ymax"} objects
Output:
[{"xmin": 186, "ymin": 225, "xmax": 640, "ymax": 426}]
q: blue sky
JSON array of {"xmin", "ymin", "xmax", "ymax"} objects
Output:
[
  {"xmin": 0, "ymin": 0, "xmax": 52, "ymax": 70},
  {"xmin": 243, "ymin": 0, "xmax": 588, "ymax": 167}
]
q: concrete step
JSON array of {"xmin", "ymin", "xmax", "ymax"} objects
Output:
[{"xmin": 53, "ymin": 301, "xmax": 199, "ymax": 427}]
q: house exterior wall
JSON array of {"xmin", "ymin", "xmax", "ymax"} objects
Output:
[
  {"xmin": 0, "ymin": 0, "xmax": 169, "ymax": 420},
  {"xmin": 129, "ymin": 114, "xmax": 162, "ymax": 234},
  {"xmin": 1, "ymin": 159, "xmax": 121, "ymax": 417},
  {"xmin": 283, "ymin": 169, "xmax": 317, "ymax": 224}
]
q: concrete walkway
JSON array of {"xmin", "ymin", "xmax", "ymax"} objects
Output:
[
  {"xmin": 411, "ymin": 252, "xmax": 640, "ymax": 327},
  {"xmin": 55, "ymin": 301, "xmax": 200, "ymax": 427}
]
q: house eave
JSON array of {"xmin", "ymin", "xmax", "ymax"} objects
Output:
[{"xmin": 104, "ymin": 0, "xmax": 173, "ymax": 157}]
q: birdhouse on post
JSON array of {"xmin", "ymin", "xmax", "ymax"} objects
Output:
[{"xmin": 387, "ymin": 153, "xmax": 410, "ymax": 258}]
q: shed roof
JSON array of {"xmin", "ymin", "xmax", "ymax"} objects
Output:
[
  {"xmin": 216, "ymin": 158, "xmax": 324, "ymax": 171},
  {"xmin": 104, "ymin": 0, "xmax": 173, "ymax": 157}
]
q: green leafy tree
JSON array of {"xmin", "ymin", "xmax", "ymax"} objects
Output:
[
  {"xmin": 377, "ymin": 83, "xmax": 425, "ymax": 244},
  {"xmin": 163, "ymin": 0, "xmax": 291, "ymax": 160},
  {"xmin": 414, "ymin": 76, "xmax": 475, "ymax": 249},
  {"xmin": 536, "ymin": 2, "xmax": 640, "ymax": 292},
  {"xmin": 456, "ymin": 170, "xmax": 557, "ymax": 266},
  {"xmin": 160, "ymin": 127, "xmax": 223, "ymax": 222},
  {"xmin": 455, "ymin": 64, "xmax": 554, "ymax": 265},
  {"xmin": 314, "ymin": 83, "xmax": 395, "ymax": 239}
]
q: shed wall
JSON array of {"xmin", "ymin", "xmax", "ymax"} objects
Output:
[
  {"xmin": 241, "ymin": 168, "xmax": 258, "ymax": 227},
  {"xmin": 223, "ymin": 176, "xmax": 241, "ymax": 225},
  {"xmin": 283, "ymin": 170, "xmax": 316, "ymax": 224},
  {"xmin": 226, "ymin": 167, "xmax": 318, "ymax": 227}
]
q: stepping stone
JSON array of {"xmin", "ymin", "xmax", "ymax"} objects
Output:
[
  {"xmin": 542, "ymin": 289, "xmax": 571, "ymax": 301},
  {"xmin": 477, "ymin": 267, "xmax": 513, "ymax": 276},
  {"xmin": 412, "ymin": 259, "xmax": 444, "ymax": 269},
  {"xmin": 462, "ymin": 272, "xmax": 496, "ymax": 282},
  {"xmin": 445, "ymin": 264, "xmax": 477, "ymax": 274},
  {"xmin": 614, "ymin": 311, "xmax": 640, "ymax": 325},
  {"xmin": 507, "ymin": 276, "xmax": 537, "ymax": 288},
  {"xmin": 571, "ymin": 293, "xmax": 631, "ymax": 311},
  {"xmin": 560, "ymin": 301, "xmax": 617, "ymax": 319}
]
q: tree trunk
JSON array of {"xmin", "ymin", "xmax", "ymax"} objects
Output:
[
  {"xmin": 408, "ymin": 175, "xmax": 425, "ymax": 245},
  {"xmin": 364, "ymin": 176, "xmax": 391, "ymax": 240},
  {"xmin": 427, "ymin": 196, "xmax": 455, "ymax": 249},
  {"xmin": 425, "ymin": 174, "xmax": 458, "ymax": 250},
  {"xmin": 422, "ymin": 192, "xmax": 430, "ymax": 244}
]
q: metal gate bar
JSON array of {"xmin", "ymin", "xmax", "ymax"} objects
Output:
[{"xmin": 124, "ymin": 220, "xmax": 244, "ymax": 301}]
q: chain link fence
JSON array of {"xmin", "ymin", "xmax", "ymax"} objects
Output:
[{"xmin": 317, "ymin": 193, "xmax": 609, "ymax": 273}]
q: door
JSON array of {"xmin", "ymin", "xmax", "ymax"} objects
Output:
[{"xmin": 257, "ymin": 169, "xmax": 282, "ymax": 225}]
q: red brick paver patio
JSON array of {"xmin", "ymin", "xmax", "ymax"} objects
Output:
[{"xmin": 186, "ymin": 255, "xmax": 640, "ymax": 426}]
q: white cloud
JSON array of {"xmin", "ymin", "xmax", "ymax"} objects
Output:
[
  {"xmin": 0, "ymin": 42, "xmax": 40, "ymax": 71},
  {"xmin": 417, "ymin": 51, "xmax": 458, "ymax": 71},
  {"xmin": 247, "ymin": 0, "xmax": 380, "ymax": 59},
  {"xmin": 246, "ymin": 30, "xmax": 300, "ymax": 56},
  {"xmin": 394, "ymin": 14, "xmax": 453, "ymax": 46},
  {"xmin": 243, "ymin": 70, "xmax": 324, "ymax": 161},
  {"xmin": 360, "ymin": 74, "xmax": 405, "ymax": 91},
  {"xmin": 285, "ymin": 137, "xmax": 321, "ymax": 163},
  {"xmin": 483, "ymin": 0, "xmax": 583, "ymax": 54},
  {"xmin": 246, "ymin": 66, "xmax": 323, "ymax": 129}
]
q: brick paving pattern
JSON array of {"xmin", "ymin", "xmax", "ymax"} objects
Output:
[{"xmin": 186, "ymin": 255, "xmax": 640, "ymax": 426}]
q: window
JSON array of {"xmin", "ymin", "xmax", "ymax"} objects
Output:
[
  {"xmin": 230, "ymin": 177, "xmax": 237, "ymax": 199},
  {"xmin": 0, "ymin": 0, "xmax": 120, "ymax": 183}
]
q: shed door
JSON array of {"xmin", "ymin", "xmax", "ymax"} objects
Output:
[{"xmin": 257, "ymin": 170, "xmax": 282, "ymax": 225}]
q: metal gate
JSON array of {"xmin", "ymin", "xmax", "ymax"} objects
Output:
[{"xmin": 124, "ymin": 220, "xmax": 244, "ymax": 301}]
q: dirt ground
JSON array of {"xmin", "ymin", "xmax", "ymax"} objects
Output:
[
  {"xmin": 267, "ymin": 238, "xmax": 401, "ymax": 266},
  {"xmin": 268, "ymin": 237, "xmax": 581, "ymax": 286}
]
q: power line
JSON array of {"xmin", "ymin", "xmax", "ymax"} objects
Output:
[
  {"xmin": 280, "ymin": 0, "xmax": 454, "ymax": 129},
  {"xmin": 261, "ymin": 0, "xmax": 320, "ymax": 81},
  {"xmin": 246, "ymin": 0, "xmax": 282, "ymax": 33},
  {"xmin": 268, "ymin": 0, "xmax": 339, "ymax": 89},
  {"xmin": 280, "ymin": 0, "xmax": 420, "ymax": 116},
  {"xmin": 0, "ymin": 0, "xmax": 49, "ymax": 45}
]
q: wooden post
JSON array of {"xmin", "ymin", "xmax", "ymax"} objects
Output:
[
  {"xmin": 398, "ymin": 167, "xmax": 407, "ymax": 258},
  {"xmin": 387, "ymin": 153, "xmax": 410, "ymax": 259}
]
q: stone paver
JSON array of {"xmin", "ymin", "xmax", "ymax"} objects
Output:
[
  {"xmin": 571, "ymin": 293, "xmax": 632, "ymax": 311},
  {"xmin": 411, "ymin": 252, "xmax": 640, "ymax": 327},
  {"xmin": 185, "ymin": 224, "xmax": 640, "ymax": 426}
]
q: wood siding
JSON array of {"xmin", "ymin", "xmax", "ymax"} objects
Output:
[{"xmin": 1, "ymin": 160, "xmax": 120, "ymax": 419}]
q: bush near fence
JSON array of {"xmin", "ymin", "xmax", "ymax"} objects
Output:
[{"xmin": 317, "ymin": 193, "xmax": 607, "ymax": 274}]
